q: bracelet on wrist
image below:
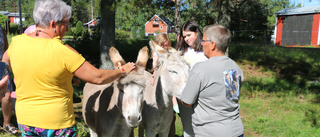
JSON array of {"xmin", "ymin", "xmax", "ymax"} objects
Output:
[{"xmin": 118, "ymin": 67, "xmax": 126, "ymax": 75}]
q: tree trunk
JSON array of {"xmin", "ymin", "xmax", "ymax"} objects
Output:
[
  {"xmin": 174, "ymin": 0, "xmax": 181, "ymax": 40},
  {"xmin": 217, "ymin": 0, "xmax": 232, "ymax": 29},
  {"xmin": 216, "ymin": 0, "xmax": 233, "ymax": 56},
  {"xmin": 216, "ymin": 0, "xmax": 222, "ymax": 24},
  {"xmin": 99, "ymin": 0, "xmax": 115, "ymax": 69}
]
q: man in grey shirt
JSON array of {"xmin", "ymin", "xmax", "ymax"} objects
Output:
[{"xmin": 181, "ymin": 24, "xmax": 244, "ymax": 137}]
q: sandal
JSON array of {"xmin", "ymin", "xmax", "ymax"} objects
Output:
[{"xmin": 3, "ymin": 124, "xmax": 19, "ymax": 135}]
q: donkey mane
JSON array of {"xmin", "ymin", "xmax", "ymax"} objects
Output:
[
  {"xmin": 154, "ymin": 46, "xmax": 189, "ymax": 70},
  {"xmin": 167, "ymin": 52, "xmax": 189, "ymax": 66},
  {"xmin": 119, "ymin": 70, "xmax": 148, "ymax": 87}
]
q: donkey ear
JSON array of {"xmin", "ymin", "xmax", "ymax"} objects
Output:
[
  {"xmin": 148, "ymin": 39, "xmax": 168, "ymax": 58},
  {"xmin": 109, "ymin": 47, "xmax": 126, "ymax": 69},
  {"xmin": 167, "ymin": 47, "xmax": 177, "ymax": 53},
  {"xmin": 136, "ymin": 46, "xmax": 149, "ymax": 68}
]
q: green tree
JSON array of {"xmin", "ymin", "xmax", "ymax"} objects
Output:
[
  {"xmin": 93, "ymin": 0, "xmax": 101, "ymax": 18},
  {"xmin": 115, "ymin": 0, "xmax": 134, "ymax": 31},
  {"xmin": 174, "ymin": 0, "xmax": 181, "ymax": 38},
  {"xmin": 0, "ymin": 14, "xmax": 8, "ymax": 27},
  {"xmin": 259, "ymin": 0, "xmax": 293, "ymax": 30},
  {"xmin": 131, "ymin": 26, "xmax": 137, "ymax": 38},
  {"xmin": 21, "ymin": 0, "xmax": 35, "ymax": 25},
  {"xmin": 0, "ymin": 0, "xmax": 6, "ymax": 11},
  {"xmin": 138, "ymin": 27, "xmax": 145, "ymax": 38},
  {"xmin": 71, "ymin": 0, "xmax": 90, "ymax": 26},
  {"xmin": 99, "ymin": 0, "xmax": 115, "ymax": 69},
  {"xmin": 73, "ymin": 21, "xmax": 84, "ymax": 37},
  {"xmin": 115, "ymin": 0, "xmax": 151, "ymax": 38}
]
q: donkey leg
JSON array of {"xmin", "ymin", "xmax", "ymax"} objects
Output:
[
  {"xmin": 118, "ymin": 127, "xmax": 132, "ymax": 137},
  {"xmin": 145, "ymin": 128, "xmax": 157, "ymax": 137},
  {"xmin": 158, "ymin": 125, "xmax": 171, "ymax": 137}
]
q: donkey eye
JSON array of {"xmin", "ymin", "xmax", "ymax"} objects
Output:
[{"xmin": 168, "ymin": 70, "xmax": 178, "ymax": 74}]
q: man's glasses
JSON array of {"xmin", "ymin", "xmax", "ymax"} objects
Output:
[{"xmin": 200, "ymin": 39, "xmax": 211, "ymax": 45}]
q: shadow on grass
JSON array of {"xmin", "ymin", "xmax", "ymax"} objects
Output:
[{"xmin": 230, "ymin": 44, "xmax": 320, "ymax": 100}]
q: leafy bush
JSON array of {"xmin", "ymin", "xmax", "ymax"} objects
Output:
[
  {"xmin": 0, "ymin": 14, "xmax": 8, "ymax": 28},
  {"xmin": 8, "ymin": 23, "xmax": 29, "ymax": 34},
  {"xmin": 64, "ymin": 29, "xmax": 72, "ymax": 36},
  {"xmin": 116, "ymin": 29, "xmax": 130, "ymax": 38},
  {"xmin": 148, "ymin": 35, "xmax": 155, "ymax": 41},
  {"xmin": 139, "ymin": 27, "xmax": 145, "ymax": 38},
  {"xmin": 64, "ymin": 24, "xmax": 100, "ymax": 67},
  {"xmin": 72, "ymin": 21, "xmax": 85, "ymax": 38},
  {"xmin": 168, "ymin": 33, "xmax": 176, "ymax": 40},
  {"xmin": 131, "ymin": 27, "xmax": 137, "ymax": 38},
  {"xmin": 154, "ymin": 30, "xmax": 161, "ymax": 35}
]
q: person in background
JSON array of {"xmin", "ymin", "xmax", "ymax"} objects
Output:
[
  {"xmin": 150, "ymin": 33, "xmax": 171, "ymax": 85},
  {"xmin": 0, "ymin": 24, "xmax": 18, "ymax": 135},
  {"xmin": 23, "ymin": 25, "xmax": 36, "ymax": 34},
  {"xmin": 149, "ymin": 33, "xmax": 179, "ymax": 137},
  {"xmin": 181, "ymin": 24, "xmax": 244, "ymax": 137},
  {"xmin": 2, "ymin": 0, "xmax": 135, "ymax": 136},
  {"xmin": 175, "ymin": 20, "xmax": 207, "ymax": 137}
]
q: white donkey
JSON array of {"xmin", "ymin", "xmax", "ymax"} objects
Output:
[
  {"xmin": 139, "ymin": 40, "xmax": 190, "ymax": 137},
  {"xmin": 82, "ymin": 46, "xmax": 151, "ymax": 137}
]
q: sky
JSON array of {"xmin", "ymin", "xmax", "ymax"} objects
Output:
[{"xmin": 290, "ymin": 0, "xmax": 320, "ymax": 7}]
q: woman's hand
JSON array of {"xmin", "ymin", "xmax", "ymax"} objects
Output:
[{"xmin": 118, "ymin": 62, "xmax": 136, "ymax": 76}]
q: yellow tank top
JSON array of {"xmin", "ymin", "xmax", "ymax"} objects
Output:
[{"xmin": 8, "ymin": 34, "xmax": 85, "ymax": 129}]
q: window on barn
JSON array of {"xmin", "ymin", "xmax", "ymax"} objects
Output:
[
  {"xmin": 153, "ymin": 18, "xmax": 159, "ymax": 24},
  {"xmin": 153, "ymin": 18, "xmax": 159, "ymax": 27},
  {"xmin": 160, "ymin": 26, "xmax": 163, "ymax": 29}
]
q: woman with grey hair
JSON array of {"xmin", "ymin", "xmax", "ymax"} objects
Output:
[{"xmin": 2, "ymin": 0, "xmax": 135, "ymax": 136}]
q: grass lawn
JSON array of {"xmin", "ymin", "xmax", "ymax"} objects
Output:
[
  {"xmin": 240, "ymin": 93, "xmax": 320, "ymax": 136},
  {"xmin": 232, "ymin": 44, "xmax": 320, "ymax": 137},
  {"xmin": 1, "ymin": 36, "xmax": 320, "ymax": 136}
]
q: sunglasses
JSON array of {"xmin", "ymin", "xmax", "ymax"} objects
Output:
[{"xmin": 57, "ymin": 21, "xmax": 70, "ymax": 28}]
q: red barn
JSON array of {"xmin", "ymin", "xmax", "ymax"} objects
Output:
[
  {"xmin": 0, "ymin": 11, "xmax": 26, "ymax": 24},
  {"xmin": 274, "ymin": 6, "xmax": 320, "ymax": 47},
  {"xmin": 145, "ymin": 14, "xmax": 175, "ymax": 37}
]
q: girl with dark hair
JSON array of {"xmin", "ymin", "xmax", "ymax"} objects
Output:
[
  {"xmin": 176, "ymin": 20, "xmax": 208, "ymax": 137},
  {"xmin": 176, "ymin": 20, "xmax": 203, "ymax": 53},
  {"xmin": 176, "ymin": 20, "xmax": 207, "ymax": 68}
]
